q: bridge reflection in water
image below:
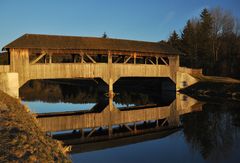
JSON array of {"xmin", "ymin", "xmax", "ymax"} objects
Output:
[{"xmin": 36, "ymin": 93, "xmax": 202, "ymax": 154}]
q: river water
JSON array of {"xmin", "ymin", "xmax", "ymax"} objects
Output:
[{"xmin": 20, "ymin": 79, "xmax": 240, "ymax": 163}]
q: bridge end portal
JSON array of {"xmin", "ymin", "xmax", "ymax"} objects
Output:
[{"xmin": 0, "ymin": 72, "xmax": 19, "ymax": 98}]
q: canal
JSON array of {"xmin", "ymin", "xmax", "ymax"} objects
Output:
[{"xmin": 20, "ymin": 79, "xmax": 240, "ymax": 163}]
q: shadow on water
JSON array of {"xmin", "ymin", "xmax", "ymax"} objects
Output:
[{"xmin": 19, "ymin": 79, "xmax": 240, "ymax": 163}]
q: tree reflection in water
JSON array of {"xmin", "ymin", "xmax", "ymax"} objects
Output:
[
  {"xmin": 182, "ymin": 103, "xmax": 240, "ymax": 161},
  {"xmin": 20, "ymin": 79, "xmax": 240, "ymax": 162}
]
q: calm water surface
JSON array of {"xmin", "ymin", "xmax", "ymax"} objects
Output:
[{"xmin": 20, "ymin": 79, "xmax": 240, "ymax": 163}]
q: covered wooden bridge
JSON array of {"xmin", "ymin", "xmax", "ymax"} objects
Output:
[{"xmin": 0, "ymin": 34, "xmax": 201, "ymax": 98}]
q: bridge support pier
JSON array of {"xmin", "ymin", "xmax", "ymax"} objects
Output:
[
  {"xmin": 102, "ymin": 77, "xmax": 119, "ymax": 99},
  {"xmin": 0, "ymin": 72, "xmax": 19, "ymax": 98}
]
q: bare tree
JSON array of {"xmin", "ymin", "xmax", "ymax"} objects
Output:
[{"xmin": 210, "ymin": 7, "xmax": 235, "ymax": 62}]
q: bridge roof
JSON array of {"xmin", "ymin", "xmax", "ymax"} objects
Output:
[{"xmin": 3, "ymin": 34, "xmax": 179, "ymax": 55}]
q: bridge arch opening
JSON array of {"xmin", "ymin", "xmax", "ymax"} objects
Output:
[
  {"xmin": 114, "ymin": 77, "xmax": 176, "ymax": 107},
  {"xmin": 20, "ymin": 77, "xmax": 176, "ymax": 113}
]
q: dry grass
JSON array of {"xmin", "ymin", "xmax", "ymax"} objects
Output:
[{"xmin": 0, "ymin": 90, "xmax": 71, "ymax": 163}]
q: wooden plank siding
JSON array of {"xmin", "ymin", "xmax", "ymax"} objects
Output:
[
  {"xmin": 7, "ymin": 48, "xmax": 179, "ymax": 87},
  {"xmin": 0, "ymin": 65, "xmax": 10, "ymax": 73},
  {"xmin": 37, "ymin": 105, "xmax": 171, "ymax": 132},
  {"xmin": 23, "ymin": 63, "xmax": 171, "ymax": 86}
]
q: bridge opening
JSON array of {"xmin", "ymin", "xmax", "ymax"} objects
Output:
[
  {"xmin": 20, "ymin": 77, "xmax": 176, "ymax": 113},
  {"xmin": 114, "ymin": 77, "xmax": 176, "ymax": 107},
  {"xmin": 28, "ymin": 50, "xmax": 171, "ymax": 65}
]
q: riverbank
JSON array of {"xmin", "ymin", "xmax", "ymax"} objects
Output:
[
  {"xmin": 180, "ymin": 81, "xmax": 240, "ymax": 102},
  {"xmin": 0, "ymin": 90, "xmax": 70, "ymax": 162}
]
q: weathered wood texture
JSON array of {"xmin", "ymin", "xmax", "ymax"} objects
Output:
[
  {"xmin": 0, "ymin": 65, "xmax": 10, "ymax": 73},
  {"xmin": 37, "ymin": 94, "xmax": 202, "ymax": 132},
  {"xmin": 22, "ymin": 63, "xmax": 171, "ymax": 86},
  {"xmin": 177, "ymin": 67, "xmax": 202, "ymax": 90},
  {"xmin": 10, "ymin": 49, "xmax": 29, "ymax": 86},
  {"xmin": 178, "ymin": 67, "xmax": 202, "ymax": 75},
  {"xmin": 6, "ymin": 48, "xmax": 180, "ymax": 87}
]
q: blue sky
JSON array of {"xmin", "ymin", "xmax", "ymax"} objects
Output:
[{"xmin": 0, "ymin": 0, "xmax": 239, "ymax": 49}]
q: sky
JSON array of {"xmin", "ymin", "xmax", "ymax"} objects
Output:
[{"xmin": 0, "ymin": 0, "xmax": 239, "ymax": 49}]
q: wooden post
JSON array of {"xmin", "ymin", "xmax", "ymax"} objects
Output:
[
  {"xmin": 81, "ymin": 128, "xmax": 84, "ymax": 139},
  {"xmin": 73, "ymin": 54, "xmax": 77, "ymax": 63},
  {"xmin": 144, "ymin": 57, "xmax": 147, "ymax": 64},
  {"xmin": 108, "ymin": 125, "xmax": 112, "ymax": 136},
  {"xmin": 133, "ymin": 52, "xmax": 136, "ymax": 64},
  {"xmin": 169, "ymin": 56, "xmax": 179, "ymax": 83},
  {"xmin": 108, "ymin": 51, "xmax": 112, "ymax": 64},
  {"xmin": 109, "ymin": 78, "xmax": 114, "ymax": 98},
  {"xmin": 134, "ymin": 122, "xmax": 137, "ymax": 133},
  {"xmin": 44, "ymin": 55, "xmax": 47, "ymax": 63},
  {"xmin": 49, "ymin": 54, "xmax": 52, "ymax": 63},
  {"xmin": 156, "ymin": 56, "xmax": 159, "ymax": 65},
  {"xmin": 108, "ymin": 51, "xmax": 115, "ymax": 98},
  {"xmin": 80, "ymin": 51, "xmax": 84, "ymax": 63}
]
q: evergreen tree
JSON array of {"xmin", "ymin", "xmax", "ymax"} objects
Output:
[
  {"xmin": 181, "ymin": 20, "xmax": 198, "ymax": 67},
  {"xmin": 168, "ymin": 30, "xmax": 181, "ymax": 50},
  {"xmin": 198, "ymin": 8, "xmax": 213, "ymax": 73},
  {"xmin": 166, "ymin": 7, "xmax": 240, "ymax": 78},
  {"xmin": 102, "ymin": 32, "xmax": 108, "ymax": 38}
]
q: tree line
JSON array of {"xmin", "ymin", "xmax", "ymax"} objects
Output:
[{"xmin": 167, "ymin": 7, "xmax": 240, "ymax": 78}]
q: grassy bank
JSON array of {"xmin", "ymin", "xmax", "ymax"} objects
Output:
[{"xmin": 0, "ymin": 90, "xmax": 71, "ymax": 162}]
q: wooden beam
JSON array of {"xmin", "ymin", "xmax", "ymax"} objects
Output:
[
  {"xmin": 161, "ymin": 119, "xmax": 168, "ymax": 126},
  {"xmin": 30, "ymin": 53, "xmax": 46, "ymax": 64},
  {"xmin": 85, "ymin": 54, "xmax": 96, "ymax": 63},
  {"xmin": 124, "ymin": 124, "xmax": 133, "ymax": 132},
  {"xmin": 114, "ymin": 56, "xmax": 122, "ymax": 63},
  {"xmin": 87, "ymin": 127, "xmax": 97, "ymax": 138},
  {"xmin": 148, "ymin": 58, "xmax": 155, "ymax": 65},
  {"xmin": 160, "ymin": 57, "xmax": 168, "ymax": 65},
  {"xmin": 124, "ymin": 55, "xmax": 132, "ymax": 64}
]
